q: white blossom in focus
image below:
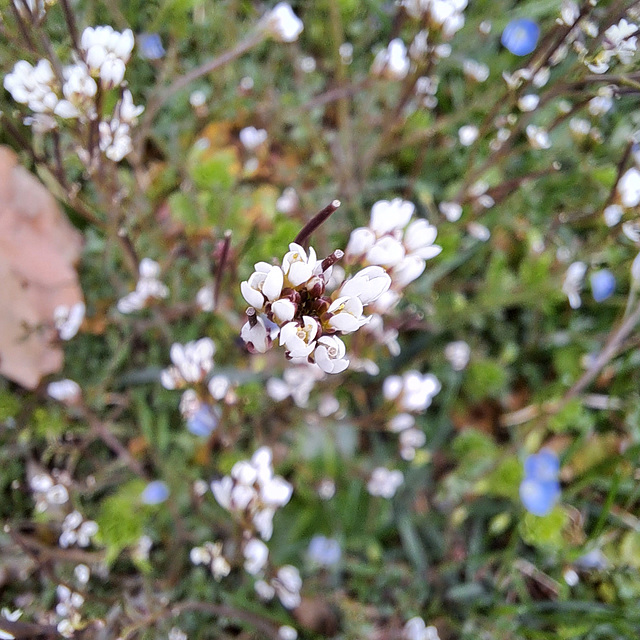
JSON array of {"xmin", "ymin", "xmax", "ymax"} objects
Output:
[{"xmin": 314, "ymin": 335, "xmax": 349, "ymax": 373}]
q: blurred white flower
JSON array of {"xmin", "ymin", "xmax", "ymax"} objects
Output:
[
  {"xmin": 372, "ymin": 38, "xmax": 410, "ymax": 80},
  {"xmin": 459, "ymin": 124, "xmax": 479, "ymax": 146},
  {"xmin": 367, "ymin": 467, "xmax": 404, "ymax": 498},
  {"xmin": 618, "ymin": 167, "xmax": 640, "ymax": 207},
  {"xmin": 239, "ymin": 126, "xmax": 268, "ymax": 151},
  {"xmin": 47, "ymin": 379, "xmax": 81, "ymax": 405},
  {"xmin": 383, "ymin": 370, "xmax": 441, "ymax": 412},
  {"xmin": 526, "ymin": 124, "xmax": 551, "ymax": 149},
  {"xmin": 562, "ymin": 261, "xmax": 587, "ymax": 309},
  {"xmin": 81, "ymin": 26, "xmax": 134, "ymax": 88},
  {"xmin": 244, "ymin": 538, "xmax": 269, "ymax": 575},
  {"xmin": 445, "ymin": 341, "xmax": 471, "ymax": 371},
  {"xmin": 263, "ymin": 3, "xmax": 304, "ymax": 42},
  {"xmin": 160, "ymin": 338, "xmax": 216, "ymax": 389},
  {"xmin": 54, "ymin": 303, "xmax": 85, "ymax": 341}
]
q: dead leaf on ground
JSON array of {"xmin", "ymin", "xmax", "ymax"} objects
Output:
[{"xmin": 0, "ymin": 146, "xmax": 83, "ymax": 389}]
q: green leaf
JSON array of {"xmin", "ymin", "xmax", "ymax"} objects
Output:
[
  {"xmin": 96, "ymin": 479, "xmax": 147, "ymax": 565},
  {"xmin": 521, "ymin": 506, "xmax": 568, "ymax": 550}
]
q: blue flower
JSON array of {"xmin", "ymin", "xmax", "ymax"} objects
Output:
[
  {"xmin": 501, "ymin": 19, "xmax": 540, "ymax": 56},
  {"xmin": 590, "ymin": 269, "xmax": 616, "ymax": 302},
  {"xmin": 187, "ymin": 404, "xmax": 220, "ymax": 437},
  {"xmin": 141, "ymin": 480, "xmax": 170, "ymax": 505},
  {"xmin": 138, "ymin": 33, "xmax": 165, "ymax": 60},
  {"xmin": 524, "ymin": 448, "xmax": 559, "ymax": 483},
  {"xmin": 308, "ymin": 535, "xmax": 341, "ymax": 567},
  {"xmin": 520, "ymin": 449, "xmax": 560, "ymax": 516}
]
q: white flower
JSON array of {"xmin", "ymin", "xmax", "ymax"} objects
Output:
[
  {"xmin": 241, "ymin": 313, "xmax": 276, "ymax": 353},
  {"xmin": 4, "ymin": 59, "xmax": 59, "ymax": 116},
  {"xmin": 118, "ymin": 89, "xmax": 144, "ymax": 123},
  {"xmin": 518, "ymin": 94, "xmax": 540, "ymax": 112},
  {"xmin": 271, "ymin": 298, "xmax": 297, "ymax": 324},
  {"xmin": 272, "ymin": 565, "xmax": 302, "ymax": 609},
  {"xmin": 618, "ymin": 167, "xmax": 640, "ymax": 208},
  {"xmin": 241, "ymin": 263, "xmax": 284, "ymax": 309},
  {"xmin": 345, "ymin": 227, "xmax": 376, "ymax": 260},
  {"xmin": 370, "ymin": 198, "xmax": 415, "ymax": 235},
  {"xmin": 367, "ymin": 467, "xmax": 404, "ymax": 498},
  {"xmin": 439, "ymin": 201, "xmax": 462, "ymax": 221},
  {"xmin": 244, "ymin": 538, "xmax": 269, "ymax": 575},
  {"xmin": 403, "ymin": 219, "xmax": 441, "ymax": 259},
  {"xmin": 458, "ymin": 124, "xmax": 479, "ymax": 146},
  {"xmin": 263, "ymin": 3, "xmax": 304, "ymax": 42},
  {"xmin": 339, "ymin": 266, "xmax": 392, "ymax": 305},
  {"xmin": 81, "ymin": 26, "xmax": 134, "ymax": 88},
  {"xmin": 372, "ymin": 38, "xmax": 410, "ymax": 80},
  {"xmin": 404, "ymin": 616, "xmax": 440, "ymax": 640},
  {"xmin": 392, "ymin": 255, "xmax": 426, "ymax": 287},
  {"xmin": 326, "ymin": 296, "xmax": 368, "ymax": 333},
  {"xmin": 400, "ymin": 428, "xmax": 426, "ymax": 460},
  {"xmin": 99, "ymin": 118, "xmax": 133, "ymax": 161},
  {"xmin": 462, "ymin": 59, "xmax": 489, "ymax": 82},
  {"xmin": 562, "ymin": 261, "xmax": 587, "ymax": 309},
  {"xmin": 278, "ymin": 626, "xmax": 298, "ymax": 640},
  {"xmin": 239, "ymin": 126, "xmax": 268, "ymax": 150},
  {"xmin": 280, "ymin": 316, "xmax": 318, "ymax": 358},
  {"xmin": 388, "ymin": 413, "xmax": 415, "ymax": 432},
  {"xmin": 276, "ymin": 187, "xmax": 299, "ymax": 214},
  {"xmin": 604, "ymin": 204, "xmax": 623, "ymax": 227},
  {"xmin": 47, "ymin": 380, "xmax": 81, "ymax": 404},
  {"xmin": 444, "ymin": 340, "xmax": 471, "ymax": 371},
  {"xmin": 589, "ymin": 94, "xmax": 613, "ymax": 116},
  {"xmin": 604, "ymin": 19, "xmax": 638, "ymax": 64},
  {"xmin": 526, "ymin": 124, "xmax": 551, "ymax": 150},
  {"xmin": 54, "ymin": 303, "xmax": 85, "ymax": 341},
  {"xmin": 383, "ymin": 370, "xmax": 441, "ymax": 412},
  {"xmin": 161, "ymin": 338, "xmax": 215, "ymax": 388},
  {"xmin": 282, "ymin": 243, "xmax": 318, "ymax": 287},
  {"xmin": 314, "ymin": 336, "xmax": 349, "ymax": 374},
  {"xmin": 366, "ymin": 235, "xmax": 406, "ymax": 268}
]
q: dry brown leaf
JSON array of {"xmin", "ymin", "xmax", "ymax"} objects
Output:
[{"xmin": 0, "ymin": 146, "xmax": 83, "ymax": 389}]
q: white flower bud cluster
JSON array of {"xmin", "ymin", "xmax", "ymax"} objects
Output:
[
  {"xmin": 402, "ymin": 0, "xmax": 468, "ymax": 39},
  {"xmin": 117, "ymin": 258, "xmax": 169, "ymax": 314},
  {"xmin": 29, "ymin": 470, "xmax": 70, "ymax": 512},
  {"xmin": 585, "ymin": 19, "xmax": 638, "ymax": 74},
  {"xmin": 55, "ymin": 584, "xmax": 85, "ymax": 638},
  {"xmin": 255, "ymin": 564, "xmax": 303, "ymax": 609},
  {"xmin": 80, "ymin": 26, "xmax": 135, "ymax": 89},
  {"xmin": 384, "ymin": 370, "xmax": 441, "ymax": 460},
  {"xmin": 190, "ymin": 541, "xmax": 231, "ymax": 580},
  {"xmin": 346, "ymin": 198, "xmax": 441, "ymax": 303},
  {"xmin": 59, "ymin": 510, "xmax": 98, "ymax": 548},
  {"xmin": 3, "ymin": 25, "xmax": 142, "ymax": 162},
  {"xmin": 240, "ymin": 240, "xmax": 392, "ymax": 374}
]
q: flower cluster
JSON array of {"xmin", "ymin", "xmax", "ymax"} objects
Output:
[
  {"xmin": 59, "ymin": 511, "xmax": 99, "ymax": 548},
  {"xmin": 117, "ymin": 258, "xmax": 169, "ymax": 313},
  {"xmin": 160, "ymin": 338, "xmax": 234, "ymax": 437},
  {"xmin": 211, "ymin": 447, "xmax": 292, "ymax": 542},
  {"xmin": 519, "ymin": 449, "xmax": 561, "ymax": 516},
  {"xmin": 190, "ymin": 541, "xmax": 231, "ymax": 581},
  {"xmin": 404, "ymin": 617, "xmax": 440, "ymax": 640},
  {"xmin": 208, "ymin": 448, "xmax": 302, "ymax": 608},
  {"xmin": 383, "ymin": 370, "xmax": 441, "ymax": 460},
  {"xmin": 402, "ymin": 0, "xmax": 468, "ymax": 39},
  {"xmin": 29, "ymin": 470, "xmax": 70, "ymax": 513},
  {"xmin": 4, "ymin": 25, "xmax": 142, "ymax": 160},
  {"xmin": 240, "ymin": 237, "xmax": 392, "ymax": 373},
  {"xmin": 345, "ymin": 198, "xmax": 441, "ymax": 311},
  {"xmin": 55, "ymin": 584, "xmax": 85, "ymax": 637},
  {"xmin": 587, "ymin": 19, "xmax": 638, "ymax": 74}
]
